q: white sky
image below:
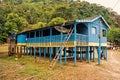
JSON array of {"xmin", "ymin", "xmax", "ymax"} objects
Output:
[{"xmin": 81, "ymin": 0, "xmax": 120, "ymax": 14}]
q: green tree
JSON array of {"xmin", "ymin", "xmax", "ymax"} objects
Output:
[
  {"xmin": 32, "ymin": 22, "xmax": 46, "ymax": 29},
  {"xmin": 5, "ymin": 13, "xmax": 28, "ymax": 32},
  {"xmin": 107, "ymin": 27, "xmax": 120, "ymax": 46},
  {"xmin": 48, "ymin": 17, "xmax": 65, "ymax": 26}
]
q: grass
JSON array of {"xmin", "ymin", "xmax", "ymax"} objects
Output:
[
  {"xmin": 0, "ymin": 55, "xmax": 56, "ymax": 79},
  {"xmin": 0, "ymin": 45, "xmax": 56, "ymax": 79},
  {"xmin": 17, "ymin": 57, "xmax": 58, "ymax": 79}
]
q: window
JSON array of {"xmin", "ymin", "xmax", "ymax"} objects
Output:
[
  {"xmin": 39, "ymin": 31, "xmax": 41, "ymax": 37},
  {"xmin": 91, "ymin": 27, "xmax": 96, "ymax": 34},
  {"xmin": 102, "ymin": 30, "xmax": 106, "ymax": 37},
  {"xmin": 30, "ymin": 32, "xmax": 34, "ymax": 38},
  {"xmin": 43, "ymin": 29, "xmax": 50, "ymax": 36},
  {"xmin": 52, "ymin": 28, "xmax": 60, "ymax": 35},
  {"xmin": 77, "ymin": 23, "xmax": 88, "ymax": 35},
  {"xmin": 27, "ymin": 33, "xmax": 29, "ymax": 38},
  {"xmin": 36, "ymin": 31, "xmax": 39, "ymax": 37}
]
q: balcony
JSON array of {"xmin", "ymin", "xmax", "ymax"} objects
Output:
[{"xmin": 27, "ymin": 33, "xmax": 88, "ymax": 43}]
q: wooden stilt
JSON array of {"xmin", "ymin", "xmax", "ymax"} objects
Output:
[
  {"xmin": 93, "ymin": 47, "xmax": 95, "ymax": 62},
  {"xmin": 80, "ymin": 47, "xmax": 82, "ymax": 62},
  {"xmin": 44, "ymin": 47, "xmax": 46, "ymax": 60},
  {"xmin": 64, "ymin": 47, "xmax": 67, "ymax": 64},
  {"xmin": 74, "ymin": 47, "xmax": 76, "ymax": 66},
  {"xmin": 49, "ymin": 47, "xmax": 52, "ymax": 61}
]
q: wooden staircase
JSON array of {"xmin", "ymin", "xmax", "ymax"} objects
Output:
[{"xmin": 49, "ymin": 27, "xmax": 74, "ymax": 69}]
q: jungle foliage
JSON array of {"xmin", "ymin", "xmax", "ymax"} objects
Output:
[{"xmin": 0, "ymin": 0, "xmax": 120, "ymax": 46}]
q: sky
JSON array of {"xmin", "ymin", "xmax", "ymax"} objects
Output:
[{"xmin": 81, "ymin": 0, "xmax": 120, "ymax": 14}]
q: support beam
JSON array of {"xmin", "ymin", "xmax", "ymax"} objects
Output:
[
  {"xmin": 39, "ymin": 47, "xmax": 41, "ymax": 57},
  {"xmin": 97, "ymin": 47, "xmax": 101, "ymax": 65},
  {"xmin": 49, "ymin": 47, "xmax": 52, "ymax": 61},
  {"xmin": 44, "ymin": 47, "xmax": 46, "ymax": 60},
  {"xmin": 20, "ymin": 46, "xmax": 22, "ymax": 57},
  {"xmin": 24, "ymin": 46, "xmax": 26, "ymax": 55},
  {"xmin": 90, "ymin": 47, "xmax": 92, "ymax": 60},
  {"xmin": 93, "ymin": 47, "xmax": 95, "ymax": 62},
  {"xmin": 26, "ymin": 47, "xmax": 28, "ymax": 55},
  {"xmin": 64, "ymin": 47, "xmax": 67, "ymax": 64},
  {"xmin": 34, "ymin": 47, "xmax": 36, "ymax": 58},
  {"xmin": 73, "ymin": 21, "xmax": 77, "ymax": 66},
  {"xmin": 98, "ymin": 20, "xmax": 102, "ymax": 65},
  {"xmin": 27, "ymin": 47, "xmax": 29, "ymax": 55},
  {"xmin": 17, "ymin": 46, "xmax": 19, "ymax": 56},
  {"xmin": 85, "ymin": 47, "xmax": 88, "ymax": 61},
  {"xmin": 30, "ymin": 47, "xmax": 32, "ymax": 57},
  {"xmin": 86, "ymin": 46, "xmax": 90, "ymax": 63},
  {"xmin": 80, "ymin": 47, "xmax": 82, "ymax": 62},
  {"xmin": 74, "ymin": 47, "xmax": 77, "ymax": 66},
  {"xmin": 60, "ymin": 45, "xmax": 62, "ymax": 68},
  {"xmin": 56, "ymin": 47, "xmax": 58, "ymax": 55},
  {"xmin": 105, "ymin": 47, "xmax": 108, "ymax": 61}
]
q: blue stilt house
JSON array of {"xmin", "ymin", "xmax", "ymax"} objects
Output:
[{"xmin": 17, "ymin": 15, "xmax": 110, "ymax": 67}]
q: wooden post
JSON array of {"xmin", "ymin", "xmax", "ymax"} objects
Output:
[
  {"xmin": 16, "ymin": 46, "xmax": 20, "ymax": 57},
  {"xmin": 20, "ymin": 46, "xmax": 22, "ymax": 57},
  {"xmin": 39, "ymin": 47, "xmax": 41, "ymax": 57},
  {"xmin": 74, "ymin": 47, "xmax": 76, "ymax": 66},
  {"xmin": 74, "ymin": 21, "xmax": 77, "ymax": 66},
  {"xmin": 30, "ymin": 47, "xmax": 32, "ymax": 57},
  {"xmin": 60, "ymin": 45, "xmax": 62, "ymax": 68},
  {"xmin": 87, "ymin": 46, "xmax": 90, "ymax": 63},
  {"xmin": 98, "ymin": 20, "xmax": 102, "ymax": 65},
  {"xmin": 105, "ymin": 47, "xmax": 108, "ymax": 61},
  {"xmin": 49, "ymin": 47, "xmax": 52, "ymax": 61},
  {"xmin": 24, "ymin": 46, "xmax": 26, "ymax": 55},
  {"xmin": 44, "ymin": 47, "xmax": 46, "ymax": 60},
  {"xmin": 26, "ymin": 47, "xmax": 28, "ymax": 55},
  {"xmin": 93, "ymin": 47, "xmax": 95, "ymax": 62},
  {"xmin": 64, "ymin": 47, "xmax": 67, "ymax": 64},
  {"xmin": 80, "ymin": 47, "xmax": 82, "ymax": 62},
  {"xmin": 34, "ymin": 47, "xmax": 36, "ymax": 58}
]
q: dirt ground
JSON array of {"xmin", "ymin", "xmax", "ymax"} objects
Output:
[{"xmin": 0, "ymin": 45, "xmax": 120, "ymax": 80}]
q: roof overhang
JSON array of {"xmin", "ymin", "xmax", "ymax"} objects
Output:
[{"xmin": 75, "ymin": 15, "xmax": 110, "ymax": 29}]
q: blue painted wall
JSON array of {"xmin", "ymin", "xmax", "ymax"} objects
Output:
[
  {"xmin": 88, "ymin": 18, "xmax": 107, "ymax": 43},
  {"xmin": 17, "ymin": 34, "xmax": 26, "ymax": 43}
]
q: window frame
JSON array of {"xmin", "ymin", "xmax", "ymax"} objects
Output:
[
  {"xmin": 91, "ymin": 27, "xmax": 96, "ymax": 35},
  {"xmin": 102, "ymin": 29, "xmax": 107, "ymax": 37}
]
